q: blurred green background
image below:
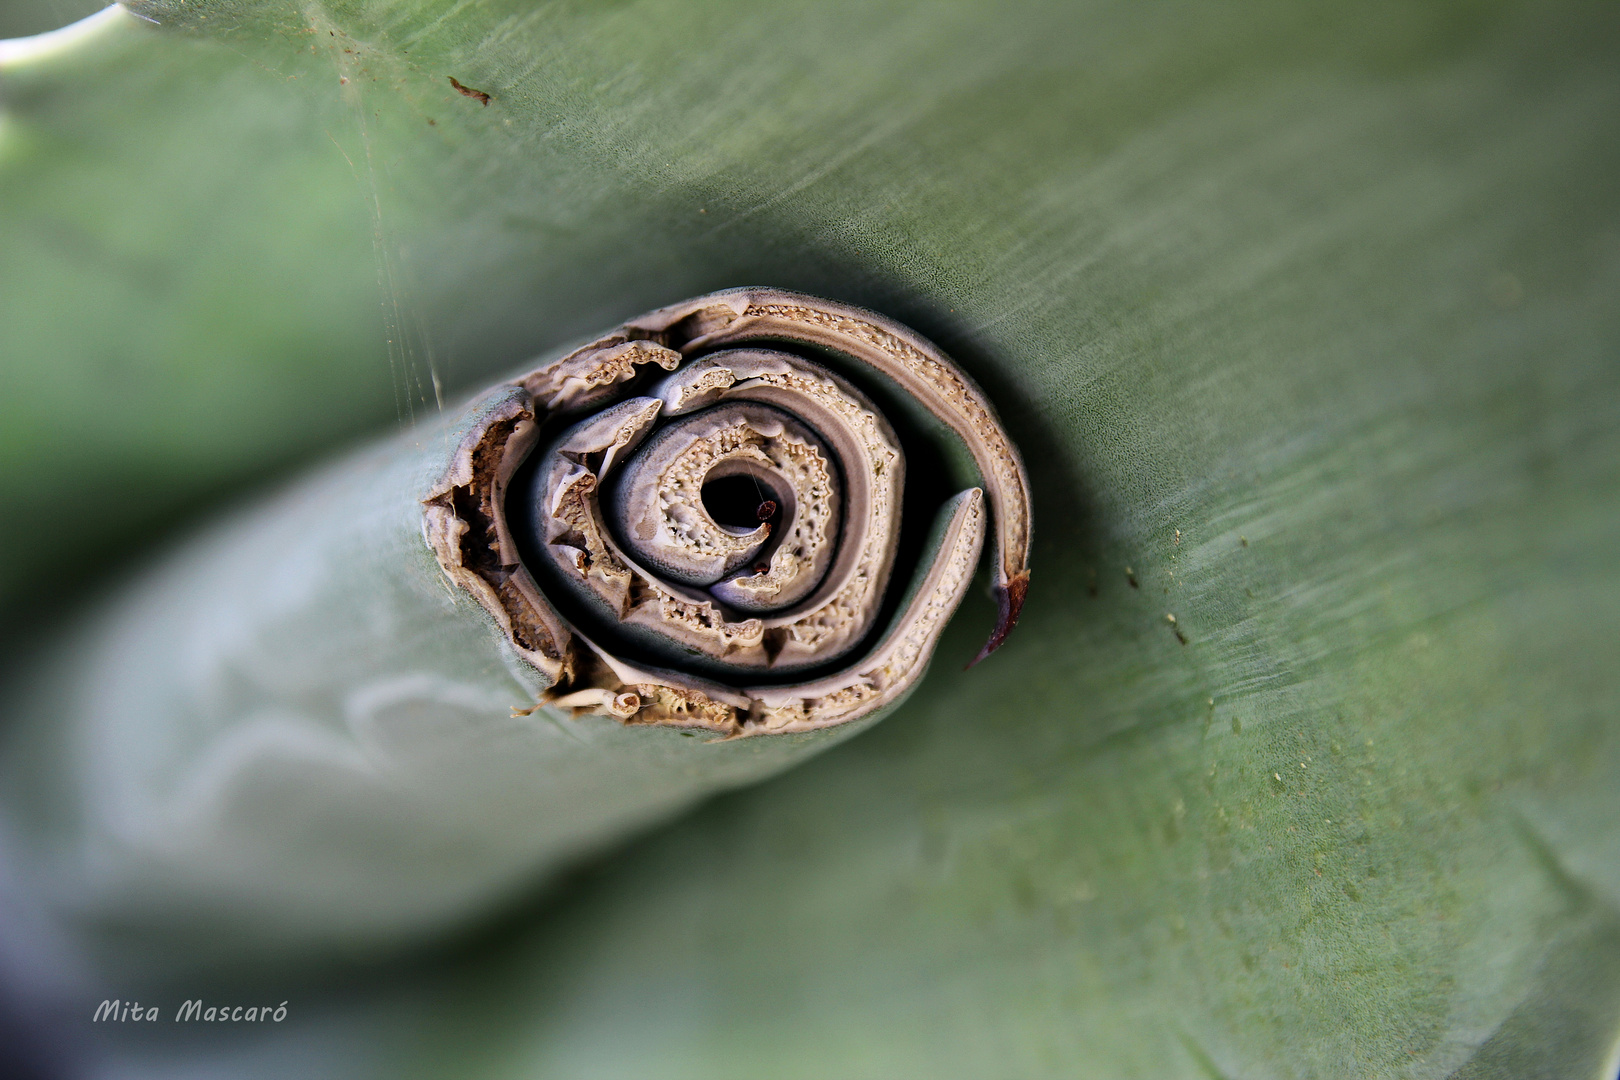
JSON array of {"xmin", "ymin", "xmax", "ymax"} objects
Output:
[
  {"xmin": 0, "ymin": 2, "xmax": 108, "ymax": 40},
  {"xmin": 2, "ymin": 1, "xmax": 1619, "ymax": 1076}
]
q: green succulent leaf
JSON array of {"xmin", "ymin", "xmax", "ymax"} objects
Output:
[{"xmin": 3, "ymin": 0, "xmax": 1619, "ymax": 1076}]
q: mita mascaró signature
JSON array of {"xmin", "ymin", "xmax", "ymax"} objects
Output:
[{"xmin": 92, "ymin": 1000, "xmax": 288, "ymax": 1023}]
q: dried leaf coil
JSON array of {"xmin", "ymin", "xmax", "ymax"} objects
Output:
[{"xmin": 425, "ymin": 289, "xmax": 1032, "ymax": 735}]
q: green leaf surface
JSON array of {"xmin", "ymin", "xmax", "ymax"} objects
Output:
[
  {"xmin": 0, "ymin": 1, "xmax": 108, "ymax": 41},
  {"xmin": 4, "ymin": 0, "xmax": 1620, "ymax": 1076}
]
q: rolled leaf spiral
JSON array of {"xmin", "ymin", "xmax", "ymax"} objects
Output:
[{"xmin": 425, "ymin": 288, "xmax": 1034, "ymax": 735}]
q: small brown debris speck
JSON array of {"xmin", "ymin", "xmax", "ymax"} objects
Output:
[{"xmin": 449, "ymin": 76, "xmax": 492, "ymax": 105}]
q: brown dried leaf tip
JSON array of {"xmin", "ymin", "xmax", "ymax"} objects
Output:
[
  {"xmin": 970, "ymin": 569, "xmax": 1029, "ymax": 668},
  {"xmin": 425, "ymin": 289, "xmax": 1033, "ymax": 735},
  {"xmin": 448, "ymin": 76, "xmax": 491, "ymax": 105}
]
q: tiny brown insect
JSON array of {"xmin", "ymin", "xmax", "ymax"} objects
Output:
[{"xmin": 448, "ymin": 76, "xmax": 491, "ymax": 105}]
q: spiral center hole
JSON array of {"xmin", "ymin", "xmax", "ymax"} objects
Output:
[{"xmin": 701, "ymin": 474, "xmax": 781, "ymax": 531}]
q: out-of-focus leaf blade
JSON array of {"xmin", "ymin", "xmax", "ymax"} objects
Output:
[
  {"xmin": 0, "ymin": 6, "xmax": 390, "ymax": 616},
  {"xmin": 0, "ymin": 1, "xmax": 109, "ymax": 40},
  {"xmin": 3, "ymin": 0, "xmax": 1618, "ymax": 1077}
]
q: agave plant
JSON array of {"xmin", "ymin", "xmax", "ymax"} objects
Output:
[{"xmin": 1, "ymin": 1, "xmax": 1618, "ymax": 1077}]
